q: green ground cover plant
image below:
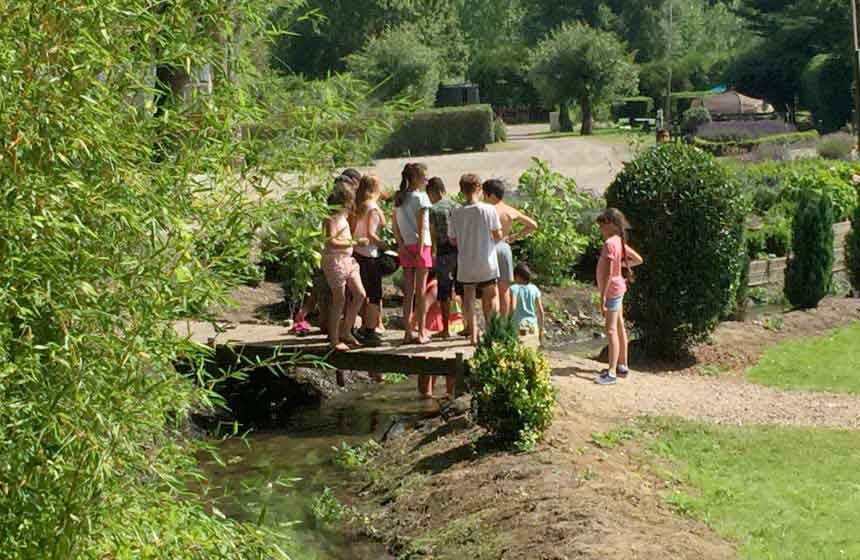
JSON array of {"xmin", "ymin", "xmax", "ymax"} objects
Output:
[
  {"xmin": 747, "ymin": 323, "xmax": 860, "ymax": 394},
  {"xmin": 469, "ymin": 316, "xmax": 556, "ymax": 451},
  {"xmin": 642, "ymin": 417, "xmax": 860, "ymax": 560}
]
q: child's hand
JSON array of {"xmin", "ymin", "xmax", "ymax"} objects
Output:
[{"xmin": 356, "ymin": 237, "xmax": 370, "ymax": 247}]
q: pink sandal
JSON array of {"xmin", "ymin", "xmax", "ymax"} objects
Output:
[{"xmin": 289, "ymin": 320, "xmax": 311, "ymax": 336}]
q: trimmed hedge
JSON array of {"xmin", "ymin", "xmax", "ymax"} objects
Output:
[
  {"xmin": 693, "ymin": 131, "xmax": 820, "ymax": 157},
  {"xmin": 380, "ymin": 104, "xmax": 494, "ymax": 157},
  {"xmin": 611, "ymin": 96, "xmax": 654, "ymax": 121}
]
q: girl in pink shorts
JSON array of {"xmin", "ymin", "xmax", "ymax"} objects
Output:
[
  {"xmin": 392, "ymin": 163, "xmax": 433, "ymax": 344},
  {"xmin": 322, "ymin": 182, "xmax": 368, "ymax": 351}
]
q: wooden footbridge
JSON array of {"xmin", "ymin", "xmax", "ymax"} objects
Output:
[{"xmin": 175, "ymin": 321, "xmax": 474, "ymax": 394}]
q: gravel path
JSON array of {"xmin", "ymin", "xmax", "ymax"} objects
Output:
[
  {"xmin": 363, "ymin": 124, "xmax": 632, "ymax": 194},
  {"xmin": 550, "ymin": 353, "xmax": 860, "ymax": 430}
]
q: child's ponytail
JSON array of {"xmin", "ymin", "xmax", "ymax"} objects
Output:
[{"xmin": 395, "ymin": 163, "xmax": 428, "ymax": 208}]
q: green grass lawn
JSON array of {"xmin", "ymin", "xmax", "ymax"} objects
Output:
[
  {"xmin": 643, "ymin": 417, "xmax": 860, "ymax": 560},
  {"xmin": 747, "ymin": 322, "xmax": 860, "ymax": 394}
]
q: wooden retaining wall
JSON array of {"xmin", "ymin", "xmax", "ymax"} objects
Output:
[{"xmin": 748, "ymin": 221, "xmax": 851, "ymax": 287}]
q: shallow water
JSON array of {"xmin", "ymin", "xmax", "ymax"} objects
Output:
[{"xmin": 200, "ymin": 380, "xmax": 440, "ymax": 559}]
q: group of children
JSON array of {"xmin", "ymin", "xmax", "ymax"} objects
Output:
[{"xmin": 296, "ymin": 163, "xmax": 644, "ymax": 392}]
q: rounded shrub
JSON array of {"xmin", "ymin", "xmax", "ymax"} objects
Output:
[
  {"xmin": 470, "ymin": 316, "xmax": 556, "ymax": 451},
  {"xmin": 682, "ymin": 106, "xmax": 711, "ymax": 134},
  {"xmin": 847, "ymin": 202, "xmax": 860, "ymax": 296},
  {"xmin": 784, "ymin": 190, "xmax": 835, "ymax": 309},
  {"xmin": 606, "ymin": 143, "xmax": 746, "ymax": 359}
]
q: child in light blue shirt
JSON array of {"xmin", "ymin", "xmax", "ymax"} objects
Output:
[{"xmin": 510, "ymin": 263, "xmax": 545, "ymax": 345}]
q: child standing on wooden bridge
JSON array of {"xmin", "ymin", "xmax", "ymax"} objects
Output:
[
  {"xmin": 449, "ymin": 174, "xmax": 503, "ymax": 346},
  {"xmin": 321, "ymin": 182, "xmax": 367, "ymax": 351}
]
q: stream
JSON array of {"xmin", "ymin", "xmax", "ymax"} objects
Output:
[{"xmin": 200, "ymin": 380, "xmax": 438, "ymax": 559}]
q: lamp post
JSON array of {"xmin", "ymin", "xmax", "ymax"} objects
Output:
[{"xmin": 852, "ymin": 0, "xmax": 860, "ymax": 154}]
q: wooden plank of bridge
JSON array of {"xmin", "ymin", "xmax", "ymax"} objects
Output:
[{"xmin": 175, "ymin": 321, "xmax": 475, "ymax": 394}]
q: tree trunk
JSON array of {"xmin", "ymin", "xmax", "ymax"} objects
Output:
[
  {"xmin": 581, "ymin": 97, "xmax": 594, "ymax": 135},
  {"xmin": 559, "ymin": 100, "xmax": 574, "ymax": 132}
]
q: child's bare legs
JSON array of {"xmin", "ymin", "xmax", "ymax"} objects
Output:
[
  {"xmin": 329, "ymin": 286, "xmax": 348, "ymax": 351},
  {"xmin": 365, "ymin": 303, "xmax": 380, "ymax": 332},
  {"xmin": 617, "ymin": 307, "xmax": 629, "ymax": 370},
  {"xmin": 444, "ymin": 375, "xmax": 455, "ymax": 397},
  {"xmin": 294, "ymin": 292, "xmax": 316, "ymax": 323},
  {"xmin": 498, "ymin": 280, "xmax": 512, "ymax": 317},
  {"xmin": 402, "ymin": 268, "xmax": 417, "ymax": 342},
  {"xmin": 439, "ymin": 300, "xmax": 451, "ymax": 337},
  {"xmin": 463, "ymin": 285, "xmax": 478, "ymax": 345},
  {"xmin": 604, "ymin": 308, "xmax": 621, "ymax": 375},
  {"xmin": 418, "ymin": 375, "xmax": 434, "ymax": 397},
  {"xmin": 341, "ymin": 271, "xmax": 365, "ymax": 343},
  {"xmin": 481, "ymin": 283, "xmax": 500, "ymax": 326},
  {"xmin": 414, "ymin": 268, "xmax": 430, "ymax": 343}
]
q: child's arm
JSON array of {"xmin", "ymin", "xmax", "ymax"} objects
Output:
[
  {"xmin": 366, "ymin": 209, "xmax": 383, "ymax": 245},
  {"xmin": 537, "ymin": 295, "xmax": 546, "ymax": 347},
  {"xmin": 491, "ymin": 228, "xmax": 504, "ymax": 242},
  {"xmin": 624, "ymin": 245, "xmax": 644, "ymax": 267},
  {"xmin": 508, "ymin": 210, "xmax": 538, "ymax": 243},
  {"xmin": 392, "ymin": 212, "xmax": 405, "ymax": 248},
  {"xmin": 417, "ymin": 208, "xmax": 429, "ymax": 251}
]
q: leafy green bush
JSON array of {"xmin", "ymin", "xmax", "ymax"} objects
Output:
[
  {"xmin": 259, "ymin": 186, "xmax": 329, "ymax": 312},
  {"xmin": 682, "ymin": 106, "xmax": 712, "ymax": 134},
  {"xmin": 345, "ymin": 23, "xmax": 443, "ymax": 105},
  {"xmin": 785, "ymin": 191, "xmax": 835, "ymax": 309},
  {"xmin": 515, "ymin": 160, "xmax": 595, "ymax": 284},
  {"xmin": 782, "ymin": 165, "xmax": 858, "ymax": 223},
  {"xmin": 0, "ymin": 2, "xmax": 391, "ymax": 558},
  {"xmin": 817, "ymin": 133, "xmax": 855, "ymax": 161},
  {"xmin": 494, "ymin": 117, "xmax": 508, "ymax": 142},
  {"xmin": 380, "ymin": 104, "xmax": 494, "ymax": 156},
  {"xmin": 606, "ymin": 143, "xmax": 746, "ymax": 358},
  {"xmin": 470, "ymin": 316, "xmax": 556, "ymax": 451},
  {"xmin": 848, "ymin": 201, "xmax": 860, "ymax": 296}
]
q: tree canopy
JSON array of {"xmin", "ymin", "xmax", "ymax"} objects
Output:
[{"xmin": 529, "ymin": 22, "xmax": 638, "ymax": 134}]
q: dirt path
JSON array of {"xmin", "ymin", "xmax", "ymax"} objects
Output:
[
  {"xmin": 550, "ymin": 354, "xmax": 860, "ymax": 430},
  {"xmin": 550, "ymin": 297, "xmax": 860, "ymax": 430},
  {"xmin": 363, "ymin": 124, "xmax": 632, "ymax": 194}
]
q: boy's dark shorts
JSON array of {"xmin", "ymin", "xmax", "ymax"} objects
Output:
[
  {"xmin": 434, "ymin": 251, "xmax": 457, "ymax": 302},
  {"xmin": 455, "ymin": 277, "xmax": 497, "ymax": 298},
  {"xmin": 354, "ymin": 254, "xmax": 383, "ymax": 305}
]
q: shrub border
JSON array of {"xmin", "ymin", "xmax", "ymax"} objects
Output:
[{"xmin": 693, "ymin": 130, "xmax": 820, "ymax": 156}]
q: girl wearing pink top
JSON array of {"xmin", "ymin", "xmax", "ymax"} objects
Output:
[
  {"xmin": 595, "ymin": 208, "xmax": 644, "ymax": 385},
  {"xmin": 322, "ymin": 183, "xmax": 368, "ymax": 351}
]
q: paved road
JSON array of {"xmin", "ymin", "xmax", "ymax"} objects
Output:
[{"xmin": 362, "ymin": 124, "xmax": 633, "ymax": 195}]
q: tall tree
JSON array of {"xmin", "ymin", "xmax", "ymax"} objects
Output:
[
  {"xmin": 271, "ymin": 0, "xmax": 465, "ymax": 79},
  {"xmin": 529, "ymin": 22, "xmax": 638, "ymax": 134}
]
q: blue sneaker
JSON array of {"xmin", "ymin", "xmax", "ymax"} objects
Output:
[
  {"xmin": 595, "ymin": 372, "xmax": 618, "ymax": 385},
  {"xmin": 617, "ymin": 365, "xmax": 631, "ymax": 379}
]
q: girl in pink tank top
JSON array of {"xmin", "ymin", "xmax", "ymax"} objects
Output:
[{"xmin": 595, "ymin": 208, "xmax": 644, "ymax": 385}]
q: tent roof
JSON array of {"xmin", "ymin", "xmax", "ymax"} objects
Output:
[{"xmin": 692, "ymin": 90, "xmax": 774, "ymax": 115}]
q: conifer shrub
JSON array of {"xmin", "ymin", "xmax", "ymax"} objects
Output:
[
  {"xmin": 785, "ymin": 190, "xmax": 835, "ymax": 309},
  {"xmin": 848, "ymin": 202, "xmax": 860, "ymax": 296},
  {"xmin": 606, "ymin": 143, "xmax": 746, "ymax": 359},
  {"xmin": 469, "ymin": 316, "xmax": 556, "ymax": 451}
]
